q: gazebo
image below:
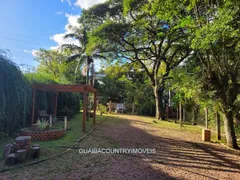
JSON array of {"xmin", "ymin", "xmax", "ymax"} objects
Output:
[{"xmin": 31, "ymin": 84, "xmax": 97, "ymax": 132}]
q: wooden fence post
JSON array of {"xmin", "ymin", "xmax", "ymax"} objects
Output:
[
  {"xmin": 83, "ymin": 90, "xmax": 87, "ymax": 132},
  {"xmin": 205, "ymin": 108, "xmax": 208, "ymax": 129},
  {"xmin": 49, "ymin": 115, "xmax": 53, "ymax": 128},
  {"xmin": 64, "ymin": 116, "xmax": 68, "ymax": 130},
  {"xmin": 93, "ymin": 93, "xmax": 97, "ymax": 124}
]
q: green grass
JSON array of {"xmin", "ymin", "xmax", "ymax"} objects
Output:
[
  {"xmin": 139, "ymin": 115, "xmax": 240, "ymax": 146},
  {"xmin": 35, "ymin": 113, "xmax": 106, "ymax": 157},
  {"xmin": 0, "ymin": 113, "xmax": 107, "ymax": 168},
  {"xmin": 140, "ymin": 116, "xmax": 202, "ymax": 134}
]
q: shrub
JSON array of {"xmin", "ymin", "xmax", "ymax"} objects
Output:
[
  {"xmin": 36, "ymin": 118, "xmax": 49, "ymax": 131},
  {"xmin": 0, "ymin": 49, "xmax": 81, "ymax": 137},
  {"xmin": 0, "ymin": 49, "xmax": 31, "ymax": 136},
  {"xmin": 97, "ymin": 104, "xmax": 107, "ymax": 115}
]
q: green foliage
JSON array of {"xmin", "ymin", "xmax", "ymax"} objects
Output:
[
  {"xmin": 34, "ymin": 49, "xmax": 85, "ymax": 84},
  {"xmin": 36, "ymin": 118, "xmax": 49, "ymax": 131},
  {"xmin": 57, "ymin": 92, "xmax": 81, "ymax": 116},
  {"xmin": 25, "ymin": 73, "xmax": 81, "ymax": 117},
  {"xmin": 0, "ymin": 132, "xmax": 8, "ymax": 140},
  {"xmin": 0, "ymin": 50, "xmax": 31, "ymax": 136},
  {"xmin": 81, "ymin": 0, "xmax": 192, "ymax": 120},
  {"xmin": 97, "ymin": 104, "xmax": 107, "ymax": 115},
  {"xmin": 0, "ymin": 50, "xmax": 82, "ymax": 137},
  {"xmin": 137, "ymin": 101, "xmax": 156, "ymax": 116}
]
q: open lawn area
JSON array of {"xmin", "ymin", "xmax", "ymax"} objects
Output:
[
  {"xmin": 1, "ymin": 114, "xmax": 240, "ymax": 179},
  {"xmin": 0, "ymin": 113, "xmax": 106, "ymax": 170}
]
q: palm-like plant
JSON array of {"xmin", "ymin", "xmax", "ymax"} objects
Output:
[
  {"xmin": 62, "ymin": 24, "xmax": 105, "ymax": 85},
  {"xmin": 62, "ymin": 25, "xmax": 88, "ymax": 78}
]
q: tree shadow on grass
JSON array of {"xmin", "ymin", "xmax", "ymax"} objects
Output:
[
  {"xmin": 99, "ymin": 115, "xmax": 240, "ymax": 179},
  {"xmin": 1, "ymin": 114, "xmax": 240, "ymax": 180}
]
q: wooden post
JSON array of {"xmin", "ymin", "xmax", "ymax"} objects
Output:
[
  {"xmin": 216, "ymin": 112, "xmax": 221, "ymax": 140},
  {"xmin": 64, "ymin": 116, "xmax": 68, "ymax": 130},
  {"xmin": 54, "ymin": 92, "xmax": 58, "ymax": 116},
  {"xmin": 16, "ymin": 150, "xmax": 26, "ymax": 163},
  {"xmin": 2, "ymin": 144, "xmax": 14, "ymax": 159},
  {"xmin": 31, "ymin": 88, "xmax": 36, "ymax": 125},
  {"xmin": 5, "ymin": 154, "xmax": 16, "ymax": 166},
  {"xmin": 205, "ymin": 108, "xmax": 208, "ymax": 129},
  {"xmin": 49, "ymin": 115, "xmax": 53, "ymax": 128},
  {"xmin": 31, "ymin": 146, "xmax": 40, "ymax": 159},
  {"xmin": 93, "ymin": 93, "xmax": 97, "ymax": 124},
  {"xmin": 83, "ymin": 90, "xmax": 87, "ymax": 132},
  {"xmin": 202, "ymin": 129, "xmax": 211, "ymax": 141}
]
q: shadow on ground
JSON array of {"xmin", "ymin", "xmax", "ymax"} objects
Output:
[{"xmin": 1, "ymin": 114, "xmax": 240, "ymax": 180}]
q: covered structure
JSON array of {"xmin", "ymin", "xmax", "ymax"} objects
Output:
[{"xmin": 31, "ymin": 84, "xmax": 97, "ymax": 132}]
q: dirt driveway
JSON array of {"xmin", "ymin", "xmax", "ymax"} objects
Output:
[{"xmin": 1, "ymin": 114, "xmax": 240, "ymax": 180}]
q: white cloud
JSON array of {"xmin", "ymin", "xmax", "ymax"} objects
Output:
[
  {"xmin": 56, "ymin": 11, "xmax": 64, "ymax": 15},
  {"xmin": 50, "ymin": 33, "xmax": 79, "ymax": 47},
  {"xmin": 50, "ymin": 14, "xmax": 81, "ymax": 49},
  {"xmin": 32, "ymin": 50, "xmax": 38, "ymax": 57},
  {"xmin": 24, "ymin": 50, "xmax": 32, "ymax": 53},
  {"xmin": 50, "ymin": 13, "xmax": 81, "ymax": 49},
  {"xmin": 61, "ymin": 0, "xmax": 72, "ymax": 6},
  {"xmin": 64, "ymin": 13, "xmax": 81, "ymax": 33},
  {"xmin": 25, "ymin": 49, "xmax": 41, "ymax": 57},
  {"xmin": 74, "ymin": 0, "xmax": 107, "ymax": 9}
]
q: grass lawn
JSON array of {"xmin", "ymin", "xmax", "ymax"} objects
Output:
[
  {"xmin": 35, "ymin": 113, "xmax": 107, "ymax": 157},
  {"xmin": 0, "ymin": 113, "xmax": 107, "ymax": 170},
  {"xmin": 139, "ymin": 115, "xmax": 240, "ymax": 146},
  {"xmin": 139, "ymin": 116, "xmax": 202, "ymax": 134}
]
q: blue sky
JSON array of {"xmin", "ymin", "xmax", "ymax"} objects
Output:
[{"xmin": 0, "ymin": 0, "xmax": 106, "ymax": 68}]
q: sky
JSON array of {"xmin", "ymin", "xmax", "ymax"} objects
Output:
[{"xmin": 0, "ymin": 0, "xmax": 107, "ymax": 69}]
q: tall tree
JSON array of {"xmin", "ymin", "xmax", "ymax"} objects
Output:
[
  {"xmin": 151, "ymin": 0, "xmax": 240, "ymax": 148},
  {"xmin": 191, "ymin": 0, "xmax": 240, "ymax": 149},
  {"xmin": 81, "ymin": 0, "xmax": 191, "ymax": 120}
]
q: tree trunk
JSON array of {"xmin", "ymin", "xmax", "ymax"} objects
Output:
[
  {"xmin": 216, "ymin": 112, "xmax": 221, "ymax": 140},
  {"xmin": 223, "ymin": 111, "xmax": 239, "ymax": 149},
  {"xmin": 5, "ymin": 153, "xmax": 16, "ymax": 166},
  {"xmin": 234, "ymin": 113, "xmax": 240, "ymax": 125},
  {"xmin": 132, "ymin": 103, "xmax": 135, "ymax": 114},
  {"xmin": 176, "ymin": 108, "xmax": 179, "ymax": 120},
  {"xmin": 183, "ymin": 107, "xmax": 186, "ymax": 122},
  {"xmin": 192, "ymin": 109, "xmax": 196, "ymax": 125},
  {"xmin": 154, "ymin": 86, "xmax": 165, "ymax": 120},
  {"xmin": 179, "ymin": 102, "xmax": 182, "ymax": 127}
]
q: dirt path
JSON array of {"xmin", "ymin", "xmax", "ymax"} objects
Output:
[{"xmin": 1, "ymin": 114, "xmax": 240, "ymax": 180}]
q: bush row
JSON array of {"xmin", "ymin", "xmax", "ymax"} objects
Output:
[{"xmin": 0, "ymin": 53, "xmax": 81, "ymax": 138}]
